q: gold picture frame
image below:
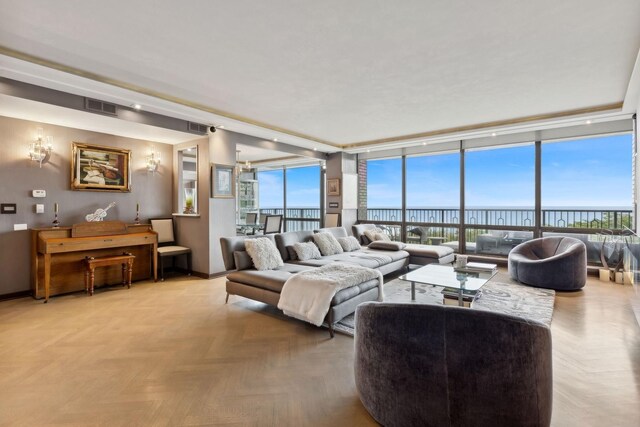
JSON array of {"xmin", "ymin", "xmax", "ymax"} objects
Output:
[
  {"xmin": 71, "ymin": 142, "xmax": 131, "ymax": 192},
  {"xmin": 327, "ymin": 178, "xmax": 340, "ymax": 196},
  {"xmin": 211, "ymin": 163, "xmax": 236, "ymax": 198}
]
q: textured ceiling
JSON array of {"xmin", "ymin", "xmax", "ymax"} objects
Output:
[{"xmin": 0, "ymin": 0, "xmax": 639, "ymax": 145}]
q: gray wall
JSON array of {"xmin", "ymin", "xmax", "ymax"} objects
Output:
[
  {"xmin": 326, "ymin": 152, "xmax": 359, "ymax": 235},
  {"xmin": 0, "ymin": 115, "xmax": 173, "ymax": 296},
  {"xmin": 209, "ymin": 130, "xmax": 237, "ymax": 274}
]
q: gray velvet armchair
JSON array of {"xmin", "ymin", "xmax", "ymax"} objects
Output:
[
  {"xmin": 508, "ymin": 236, "xmax": 587, "ymax": 291},
  {"xmin": 354, "ymin": 302, "xmax": 552, "ymax": 427}
]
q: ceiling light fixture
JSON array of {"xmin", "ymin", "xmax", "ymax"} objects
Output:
[
  {"xmin": 491, "ymin": 132, "xmax": 497, "ymax": 137},
  {"xmin": 273, "ymin": 138, "xmax": 278, "ymax": 142},
  {"xmin": 313, "ymin": 147, "xmax": 317, "ymax": 151},
  {"xmin": 29, "ymin": 127, "xmax": 53, "ymax": 167},
  {"xmin": 132, "ymin": 103, "xmax": 142, "ymax": 110},
  {"xmin": 218, "ymin": 125, "xmax": 225, "ymax": 129},
  {"xmin": 586, "ymin": 120, "xmax": 592, "ymax": 124}
]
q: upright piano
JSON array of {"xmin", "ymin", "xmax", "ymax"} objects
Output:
[{"xmin": 31, "ymin": 221, "xmax": 158, "ymax": 302}]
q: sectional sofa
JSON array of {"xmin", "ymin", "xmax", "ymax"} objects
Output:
[{"xmin": 220, "ymin": 226, "xmax": 454, "ymax": 336}]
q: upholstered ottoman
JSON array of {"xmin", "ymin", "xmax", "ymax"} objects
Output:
[{"xmin": 404, "ymin": 244, "xmax": 455, "ymax": 265}]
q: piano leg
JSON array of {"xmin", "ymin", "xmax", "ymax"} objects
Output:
[{"xmin": 127, "ymin": 259, "xmax": 133, "ymax": 288}]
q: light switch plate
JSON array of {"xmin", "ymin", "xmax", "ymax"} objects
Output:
[
  {"xmin": 14, "ymin": 224, "xmax": 27, "ymax": 231},
  {"xmin": 32, "ymin": 190, "xmax": 46, "ymax": 198},
  {"xmin": 35, "ymin": 204, "xmax": 44, "ymax": 213}
]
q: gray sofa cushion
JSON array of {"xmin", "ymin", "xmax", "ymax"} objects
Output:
[
  {"xmin": 337, "ymin": 236, "xmax": 362, "ymax": 252},
  {"xmin": 233, "ymin": 251, "xmax": 254, "ymax": 271},
  {"xmin": 227, "ymin": 265, "xmax": 379, "ymax": 306},
  {"xmin": 352, "ymin": 224, "xmax": 380, "ymax": 245},
  {"xmin": 245, "ymin": 238, "xmax": 284, "ymax": 271},
  {"xmin": 227, "ymin": 264, "xmax": 313, "ymax": 292},
  {"xmin": 368, "ymin": 241, "xmax": 406, "ymax": 251},
  {"xmin": 363, "ymin": 227, "xmax": 385, "ymax": 242},
  {"xmin": 286, "ymin": 246, "xmax": 298, "ymax": 261},
  {"xmin": 274, "ymin": 230, "xmax": 314, "ymax": 261},
  {"xmin": 315, "ymin": 227, "xmax": 349, "ymax": 238},
  {"xmin": 293, "ymin": 241, "xmax": 322, "ymax": 261},
  {"xmin": 220, "ymin": 234, "xmax": 277, "ymax": 270},
  {"xmin": 313, "ymin": 232, "xmax": 344, "ymax": 256}
]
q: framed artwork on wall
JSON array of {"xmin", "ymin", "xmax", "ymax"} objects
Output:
[
  {"xmin": 71, "ymin": 142, "xmax": 131, "ymax": 192},
  {"xmin": 327, "ymin": 178, "xmax": 340, "ymax": 196},
  {"xmin": 211, "ymin": 163, "xmax": 235, "ymax": 198}
]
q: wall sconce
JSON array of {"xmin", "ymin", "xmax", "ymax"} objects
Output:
[
  {"xmin": 146, "ymin": 150, "xmax": 161, "ymax": 173},
  {"xmin": 29, "ymin": 127, "xmax": 53, "ymax": 167}
]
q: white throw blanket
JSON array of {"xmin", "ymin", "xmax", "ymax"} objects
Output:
[{"xmin": 277, "ymin": 262, "xmax": 383, "ymax": 326}]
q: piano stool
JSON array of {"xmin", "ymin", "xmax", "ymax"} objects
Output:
[{"xmin": 83, "ymin": 253, "xmax": 135, "ymax": 296}]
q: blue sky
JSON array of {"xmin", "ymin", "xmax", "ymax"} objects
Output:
[
  {"xmin": 367, "ymin": 134, "xmax": 632, "ymax": 208},
  {"xmin": 258, "ymin": 166, "xmax": 320, "ymax": 208},
  {"xmin": 259, "ymin": 134, "xmax": 633, "ymax": 209}
]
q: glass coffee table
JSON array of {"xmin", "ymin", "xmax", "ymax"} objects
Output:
[{"xmin": 399, "ymin": 264, "xmax": 497, "ymax": 307}]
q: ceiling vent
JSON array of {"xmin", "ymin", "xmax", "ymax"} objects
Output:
[
  {"xmin": 84, "ymin": 98, "xmax": 117, "ymax": 116},
  {"xmin": 187, "ymin": 122, "xmax": 208, "ymax": 135}
]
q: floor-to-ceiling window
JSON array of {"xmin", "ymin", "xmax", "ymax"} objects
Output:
[
  {"xmin": 366, "ymin": 157, "xmax": 403, "ymax": 240},
  {"xmin": 257, "ymin": 165, "xmax": 321, "ymax": 232},
  {"xmin": 285, "ymin": 165, "xmax": 321, "ymax": 231},
  {"xmin": 405, "ymin": 152, "xmax": 460, "ymax": 248},
  {"xmin": 257, "ymin": 168, "xmax": 284, "ymax": 220},
  {"xmin": 541, "ymin": 134, "xmax": 633, "ymax": 264},
  {"xmin": 464, "ymin": 143, "xmax": 535, "ymax": 255}
]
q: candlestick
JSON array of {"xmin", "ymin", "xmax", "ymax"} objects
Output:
[{"xmin": 134, "ymin": 203, "xmax": 140, "ymax": 225}]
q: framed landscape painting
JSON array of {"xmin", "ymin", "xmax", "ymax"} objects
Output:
[
  {"xmin": 211, "ymin": 163, "xmax": 235, "ymax": 198},
  {"xmin": 71, "ymin": 142, "xmax": 131, "ymax": 192}
]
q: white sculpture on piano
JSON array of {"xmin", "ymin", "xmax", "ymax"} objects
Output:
[{"xmin": 85, "ymin": 202, "xmax": 116, "ymax": 222}]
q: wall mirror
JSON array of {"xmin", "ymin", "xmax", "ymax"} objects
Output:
[{"xmin": 178, "ymin": 146, "xmax": 198, "ymax": 214}]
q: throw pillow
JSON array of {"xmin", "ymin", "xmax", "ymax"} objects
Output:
[
  {"xmin": 337, "ymin": 236, "xmax": 362, "ymax": 252},
  {"xmin": 368, "ymin": 241, "xmax": 406, "ymax": 251},
  {"xmin": 244, "ymin": 237, "xmax": 284, "ymax": 271},
  {"xmin": 363, "ymin": 227, "xmax": 384, "ymax": 243},
  {"xmin": 373, "ymin": 232, "xmax": 391, "ymax": 242},
  {"xmin": 233, "ymin": 250, "xmax": 254, "ymax": 270},
  {"xmin": 312, "ymin": 232, "xmax": 344, "ymax": 256},
  {"xmin": 293, "ymin": 241, "xmax": 322, "ymax": 261},
  {"xmin": 286, "ymin": 245, "xmax": 299, "ymax": 261}
]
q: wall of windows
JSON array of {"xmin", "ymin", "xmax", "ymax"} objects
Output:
[
  {"xmin": 541, "ymin": 134, "xmax": 633, "ymax": 229},
  {"xmin": 358, "ymin": 128, "xmax": 634, "ymax": 263},
  {"xmin": 286, "ymin": 165, "xmax": 321, "ymax": 231},
  {"xmin": 257, "ymin": 165, "xmax": 322, "ymax": 232},
  {"xmin": 465, "ymin": 144, "xmax": 535, "ymax": 256},
  {"xmin": 405, "ymin": 152, "xmax": 461, "ymax": 247}
]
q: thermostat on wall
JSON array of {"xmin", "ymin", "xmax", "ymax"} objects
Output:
[{"xmin": 32, "ymin": 190, "xmax": 46, "ymax": 198}]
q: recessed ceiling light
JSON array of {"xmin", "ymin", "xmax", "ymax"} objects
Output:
[
  {"xmin": 218, "ymin": 125, "xmax": 225, "ymax": 129},
  {"xmin": 491, "ymin": 132, "xmax": 497, "ymax": 137},
  {"xmin": 586, "ymin": 120, "xmax": 592, "ymax": 124},
  {"xmin": 422, "ymin": 142, "xmax": 426, "ymax": 146},
  {"xmin": 132, "ymin": 103, "xmax": 142, "ymax": 110},
  {"xmin": 367, "ymin": 149, "xmax": 370, "ymax": 153},
  {"xmin": 313, "ymin": 148, "xmax": 317, "ymax": 151},
  {"xmin": 273, "ymin": 138, "xmax": 278, "ymax": 142}
]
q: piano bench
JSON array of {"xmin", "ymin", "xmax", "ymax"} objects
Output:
[{"xmin": 83, "ymin": 253, "xmax": 136, "ymax": 296}]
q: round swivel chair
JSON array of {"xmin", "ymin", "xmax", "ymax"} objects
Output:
[{"xmin": 508, "ymin": 236, "xmax": 586, "ymax": 291}]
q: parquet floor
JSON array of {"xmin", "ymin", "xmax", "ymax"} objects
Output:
[{"xmin": 0, "ymin": 271, "xmax": 638, "ymax": 426}]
